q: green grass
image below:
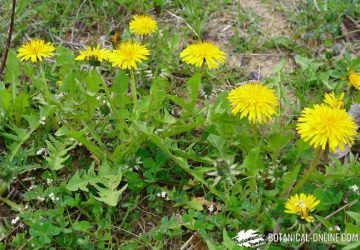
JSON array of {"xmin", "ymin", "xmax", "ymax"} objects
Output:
[{"xmin": 0, "ymin": 0, "xmax": 360, "ymax": 249}]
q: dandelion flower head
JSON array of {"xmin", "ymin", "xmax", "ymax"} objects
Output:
[
  {"xmin": 285, "ymin": 193, "xmax": 320, "ymax": 223},
  {"xmin": 108, "ymin": 41, "xmax": 150, "ymax": 70},
  {"xmin": 348, "ymin": 70, "xmax": 360, "ymax": 90},
  {"xmin": 75, "ymin": 46, "xmax": 111, "ymax": 63},
  {"xmin": 323, "ymin": 92, "xmax": 344, "ymax": 109},
  {"xmin": 17, "ymin": 39, "xmax": 55, "ymax": 62},
  {"xmin": 297, "ymin": 104, "xmax": 357, "ymax": 152},
  {"xmin": 227, "ymin": 82, "xmax": 278, "ymax": 124},
  {"xmin": 129, "ymin": 15, "xmax": 158, "ymax": 36},
  {"xmin": 180, "ymin": 41, "xmax": 225, "ymax": 70}
]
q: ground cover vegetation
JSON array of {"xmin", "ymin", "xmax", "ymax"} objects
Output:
[{"xmin": 0, "ymin": 0, "xmax": 360, "ymax": 249}]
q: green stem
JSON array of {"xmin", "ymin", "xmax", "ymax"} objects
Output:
[
  {"xmin": 97, "ymin": 68, "xmax": 128, "ymax": 140},
  {"xmin": 252, "ymin": 123, "xmax": 258, "ymax": 144},
  {"xmin": 130, "ymin": 69, "xmax": 137, "ymax": 110},
  {"xmin": 98, "ymin": 69, "xmax": 116, "ymax": 113},
  {"xmin": 291, "ymin": 148, "xmax": 323, "ymax": 194},
  {"xmin": 200, "ymin": 63, "xmax": 205, "ymax": 75},
  {"xmin": 40, "ymin": 64, "xmax": 51, "ymax": 103},
  {"xmin": 85, "ymin": 67, "xmax": 93, "ymax": 120}
]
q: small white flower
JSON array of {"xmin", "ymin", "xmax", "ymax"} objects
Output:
[
  {"xmin": 39, "ymin": 116, "xmax": 46, "ymax": 125},
  {"xmin": 157, "ymin": 191, "xmax": 167, "ymax": 198},
  {"xmin": 55, "ymin": 92, "xmax": 67, "ymax": 100},
  {"xmin": 24, "ymin": 204, "xmax": 30, "ymax": 210},
  {"xmin": 96, "ymin": 96, "xmax": 101, "ymax": 101},
  {"xmin": 334, "ymin": 225, "xmax": 341, "ymax": 231},
  {"xmin": 37, "ymin": 196, "xmax": 45, "ymax": 202},
  {"xmin": 36, "ymin": 148, "xmax": 46, "ymax": 156},
  {"xmin": 11, "ymin": 216, "xmax": 20, "ymax": 225},
  {"xmin": 208, "ymin": 204, "xmax": 215, "ymax": 213},
  {"xmin": 46, "ymin": 179, "xmax": 53, "ymax": 185},
  {"xmin": 48, "ymin": 193, "xmax": 59, "ymax": 201},
  {"xmin": 49, "ymin": 193, "xmax": 56, "ymax": 201},
  {"xmin": 350, "ymin": 185, "xmax": 359, "ymax": 193}
]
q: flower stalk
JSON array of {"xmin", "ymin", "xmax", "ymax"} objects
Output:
[
  {"xmin": 130, "ymin": 69, "xmax": 137, "ymax": 110},
  {"xmin": 292, "ymin": 148, "xmax": 323, "ymax": 194},
  {"xmin": 252, "ymin": 123, "xmax": 258, "ymax": 144},
  {"xmin": 40, "ymin": 64, "xmax": 51, "ymax": 103}
]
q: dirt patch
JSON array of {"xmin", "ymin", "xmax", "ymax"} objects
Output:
[
  {"xmin": 201, "ymin": 0, "xmax": 294, "ymax": 78},
  {"xmin": 239, "ymin": 0, "xmax": 291, "ymax": 39},
  {"xmin": 205, "ymin": 4, "xmax": 238, "ymax": 45},
  {"xmin": 236, "ymin": 0, "xmax": 294, "ymax": 78},
  {"xmin": 235, "ymin": 53, "xmax": 290, "ymax": 79}
]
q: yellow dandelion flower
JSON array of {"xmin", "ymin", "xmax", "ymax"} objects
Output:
[
  {"xmin": 108, "ymin": 41, "xmax": 150, "ymax": 70},
  {"xmin": 17, "ymin": 39, "xmax": 55, "ymax": 62},
  {"xmin": 323, "ymin": 92, "xmax": 344, "ymax": 109},
  {"xmin": 180, "ymin": 41, "xmax": 225, "ymax": 70},
  {"xmin": 75, "ymin": 46, "xmax": 111, "ymax": 62},
  {"xmin": 227, "ymin": 82, "xmax": 278, "ymax": 124},
  {"xmin": 297, "ymin": 104, "xmax": 357, "ymax": 152},
  {"xmin": 348, "ymin": 70, "xmax": 360, "ymax": 90},
  {"xmin": 285, "ymin": 193, "xmax": 320, "ymax": 223},
  {"xmin": 129, "ymin": 15, "xmax": 158, "ymax": 36}
]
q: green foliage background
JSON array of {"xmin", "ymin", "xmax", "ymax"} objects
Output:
[{"xmin": 0, "ymin": 0, "xmax": 360, "ymax": 249}]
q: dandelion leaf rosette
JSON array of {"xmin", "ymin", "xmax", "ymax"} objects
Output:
[{"xmin": 66, "ymin": 161, "xmax": 127, "ymax": 206}]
